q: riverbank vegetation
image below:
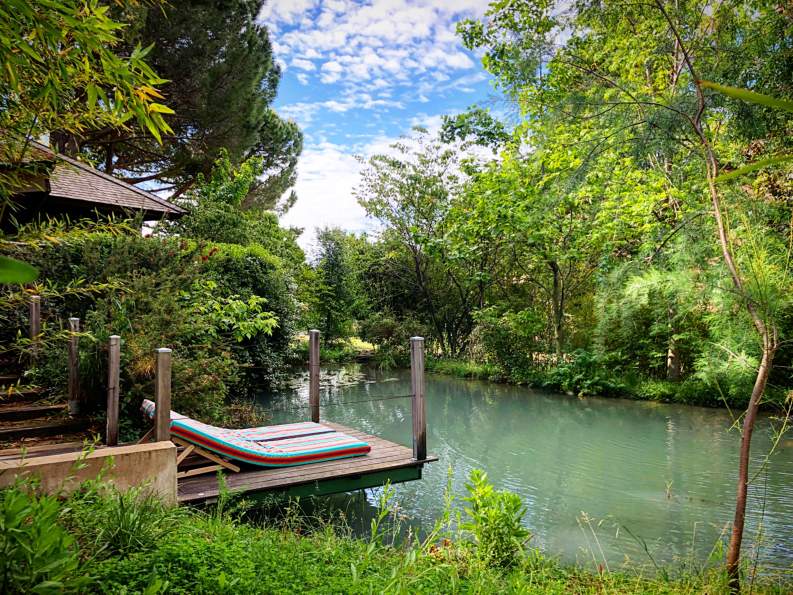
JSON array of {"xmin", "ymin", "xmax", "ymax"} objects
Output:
[
  {"xmin": 1, "ymin": 0, "xmax": 791, "ymax": 590},
  {"xmin": 4, "ymin": 471, "xmax": 790, "ymax": 595},
  {"xmin": 299, "ymin": 3, "xmax": 793, "ymax": 417}
]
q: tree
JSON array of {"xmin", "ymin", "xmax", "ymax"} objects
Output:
[
  {"xmin": 161, "ymin": 151, "xmax": 304, "ymax": 269},
  {"xmin": 1, "ymin": 0, "xmax": 174, "ymax": 282},
  {"xmin": 356, "ymin": 129, "xmax": 488, "ymax": 356},
  {"xmin": 313, "ymin": 228, "xmax": 357, "ymax": 342},
  {"xmin": 52, "ymin": 0, "xmax": 303, "ymax": 209},
  {"xmin": 459, "ymin": 0, "xmax": 791, "ymax": 586}
]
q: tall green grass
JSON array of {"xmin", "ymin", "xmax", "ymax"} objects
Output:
[{"xmin": 3, "ymin": 470, "xmax": 791, "ymax": 593}]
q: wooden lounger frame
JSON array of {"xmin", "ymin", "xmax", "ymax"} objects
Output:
[{"xmin": 137, "ymin": 428, "xmax": 241, "ymax": 478}]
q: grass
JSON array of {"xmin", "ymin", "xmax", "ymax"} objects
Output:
[
  {"xmin": 424, "ymin": 356, "xmax": 765, "ymax": 409},
  {"xmin": 290, "ymin": 336, "xmax": 375, "ymax": 364},
  {"xmin": 426, "ymin": 357, "xmax": 504, "ymax": 381},
  {"xmin": 5, "ymin": 475, "xmax": 791, "ymax": 594}
]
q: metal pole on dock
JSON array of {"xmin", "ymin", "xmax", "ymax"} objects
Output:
[
  {"xmin": 106, "ymin": 335, "xmax": 121, "ymax": 446},
  {"xmin": 410, "ymin": 336, "xmax": 427, "ymax": 461},
  {"xmin": 154, "ymin": 348, "xmax": 172, "ymax": 442},
  {"xmin": 67, "ymin": 317, "xmax": 80, "ymax": 415},
  {"xmin": 29, "ymin": 295, "xmax": 41, "ymax": 359},
  {"xmin": 309, "ymin": 329, "xmax": 320, "ymax": 423}
]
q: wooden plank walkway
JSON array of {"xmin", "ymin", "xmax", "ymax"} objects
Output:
[{"xmin": 178, "ymin": 422, "xmax": 437, "ymax": 504}]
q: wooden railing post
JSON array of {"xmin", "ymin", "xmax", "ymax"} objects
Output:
[
  {"xmin": 308, "ymin": 329, "xmax": 320, "ymax": 423},
  {"xmin": 29, "ymin": 295, "xmax": 41, "ymax": 359},
  {"xmin": 154, "ymin": 348, "xmax": 172, "ymax": 442},
  {"xmin": 410, "ymin": 336, "xmax": 426, "ymax": 461},
  {"xmin": 106, "ymin": 335, "xmax": 121, "ymax": 446},
  {"xmin": 67, "ymin": 317, "xmax": 80, "ymax": 415}
]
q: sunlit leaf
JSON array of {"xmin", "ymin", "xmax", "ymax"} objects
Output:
[
  {"xmin": 0, "ymin": 255, "xmax": 38, "ymax": 284},
  {"xmin": 716, "ymin": 154, "xmax": 793, "ymax": 182},
  {"xmin": 700, "ymin": 81, "xmax": 793, "ymax": 113}
]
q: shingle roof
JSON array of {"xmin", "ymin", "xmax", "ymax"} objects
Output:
[{"xmin": 25, "ymin": 141, "xmax": 186, "ymax": 217}]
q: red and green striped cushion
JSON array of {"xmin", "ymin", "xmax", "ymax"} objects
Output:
[{"xmin": 141, "ymin": 399, "xmax": 370, "ymax": 467}]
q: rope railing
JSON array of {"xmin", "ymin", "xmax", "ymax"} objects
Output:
[{"xmin": 256, "ymin": 393, "xmax": 413, "ymax": 416}]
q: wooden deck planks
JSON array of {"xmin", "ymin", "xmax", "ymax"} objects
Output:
[{"xmin": 178, "ymin": 422, "xmax": 437, "ymax": 503}]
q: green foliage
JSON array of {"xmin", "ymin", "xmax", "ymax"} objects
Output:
[
  {"xmin": 462, "ymin": 469, "xmax": 530, "ymax": 568},
  {"xmin": 0, "ymin": 482, "xmax": 89, "ymax": 594},
  {"xmin": 163, "ymin": 152, "xmax": 306, "ymax": 268},
  {"xmin": 1, "ymin": 477, "xmax": 787, "ymax": 594},
  {"xmin": 471, "ymin": 307, "xmax": 545, "ymax": 377},
  {"xmin": 0, "ymin": 223, "xmax": 297, "ymax": 427},
  {"xmin": 440, "ymin": 107, "xmax": 511, "ymax": 150},
  {"xmin": 183, "ymin": 281, "xmax": 278, "ymax": 343},
  {"xmin": 541, "ymin": 350, "xmax": 627, "ymax": 398},
  {"xmin": 0, "ymin": 255, "xmax": 37, "ymax": 284},
  {"xmin": 62, "ymin": 482, "xmax": 186, "ymax": 561},
  {"xmin": 355, "ymin": 129, "xmax": 487, "ymax": 357},
  {"xmin": 312, "ymin": 228, "xmax": 358, "ymax": 342},
  {"xmin": 0, "ymin": 0, "xmax": 172, "ymax": 149},
  {"xmin": 67, "ymin": 0, "xmax": 302, "ymax": 208}
]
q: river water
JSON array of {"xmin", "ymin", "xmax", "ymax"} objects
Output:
[{"xmin": 256, "ymin": 365, "xmax": 793, "ymax": 572}]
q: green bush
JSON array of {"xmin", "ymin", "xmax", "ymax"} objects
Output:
[
  {"xmin": 62, "ymin": 482, "xmax": 187, "ymax": 561},
  {"xmin": 541, "ymin": 350, "xmax": 627, "ymax": 397},
  {"xmin": 462, "ymin": 469, "xmax": 530, "ymax": 568},
  {"xmin": 471, "ymin": 307, "xmax": 544, "ymax": 378},
  {"xmin": 0, "ymin": 482, "xmax": 90, "ymax": 594},
  {"xmin": 359, "ymin": 311, "xmax": 427, "ymax": 368},
  {"xmin": 1, "ymin": 227, "xmax": 297, "ymax": 428}
]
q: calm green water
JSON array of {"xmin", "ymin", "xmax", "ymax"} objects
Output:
[{"xmin": 257, "ymin": 365, "xmax": 793, "ymax": 572}]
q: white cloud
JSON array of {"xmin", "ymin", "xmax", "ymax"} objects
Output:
[
  {"xmin": 262, "ymin": 0, "xmax": 491, "ymax": 97},
  {"xmin": 281, "ymin": 113, "xmax": 493, "ymax": 249},
  {"xmin": 280, "ymin": 141, "xmax": 374, "ymax": 249},
  {"xmin": 291, "ymin": 58, "xmax": 316, "ymax": 71}
]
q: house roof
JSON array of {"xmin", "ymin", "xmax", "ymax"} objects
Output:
[{"xmin": 14, "ymin": 141, "xmax": 186, "ymax": 218}]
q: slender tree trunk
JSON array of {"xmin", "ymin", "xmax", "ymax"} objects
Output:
[
  {"xmin": 549, "ymin": 261, "xmax": 564, "ymax": 359},
  {"xmin": 666, "ymin": 306, "xmax": 681, "ymax": 380},
  {"xmin": 726, "ymin": 342, "xmax": 776, "ymax": 587}
]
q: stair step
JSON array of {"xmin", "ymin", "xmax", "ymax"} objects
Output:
[
  {"xmin": 0, "ymin": 403, "xmax": 68, "ymax": 422},
  {"xmin": 0, "ymin": 388, "xmax": 45, "ymax": 404},
  {"xmin": 0, "ymin": 374, "xmax": 20, "ymax": 384},
  {"xmin": 0, "ymin": 418, "xmax": 90, "ymax": 441}
]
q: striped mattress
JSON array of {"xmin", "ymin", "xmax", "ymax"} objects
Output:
[{"xmin": 141, "ymin": 399, "xmax": 370, "ymax": 467}]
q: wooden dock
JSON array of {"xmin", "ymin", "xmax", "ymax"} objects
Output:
[
  {"xmin": 177, "ymin": 422, "xmax": 437, "ymax": 504},
  {"xmin": 3, "ymin": 309, "xmax": 436, "ymax": 504}
]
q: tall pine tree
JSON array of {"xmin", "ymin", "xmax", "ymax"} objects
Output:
[{"xmin": 52, "ymin": 0, "xmax": 302, "ymax": 210}]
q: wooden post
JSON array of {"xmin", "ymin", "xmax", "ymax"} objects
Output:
[
  {"xmin": 410, "ymin": 336, "xmax": 427, "ymax": 461},
  {"xmin": 154, "ymin": 348, "xmax": 172, "ymax": 442},
  {"xmin": 309, "ymin": 329, "xmax": 320, "ymax": 423},
  {"xmin": 67, "ymin": 317, "xmax": 80, "ymax": 415},
  {"xmin": 106, "ymin": 335, "xmax": 121, "ymax": 446},
  {"xmin": 29, "ymin": 295, "xmax": 41, "ymax": 359}
]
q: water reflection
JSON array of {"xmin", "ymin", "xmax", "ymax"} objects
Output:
[{"xmin": 256, "ymin": 365, "xmax": 793, "ymax": 572}]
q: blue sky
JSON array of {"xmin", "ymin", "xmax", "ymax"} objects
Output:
[{"xmin": 259, "ymin": 0, "xmax": 497, "ymax": 251}]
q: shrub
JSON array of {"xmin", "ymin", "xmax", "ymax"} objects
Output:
[
  {"xmin": 359, "ymin": 311, "xmax": 427, "ymax": 368},
  {"xmin": 0, "ymin": 482, "xmax": 90, "ymax": 594},
  {"xmin": 471, "ymin": 307, "xmax": 545, "ymax": 378},
  {"xmin": 462, "ymin": 469, "xmax": 530, "ymax": 568},
  {"xmin": 1, "ymin": 227, "xmax": 298, "ymax": 428},
  {"xmin": 62, "ymin": 482, "xmax": 187, "ymax": 561},
  {"xmin": 541, "ymin": 350, "xmax": 626, "ymax": 397}
]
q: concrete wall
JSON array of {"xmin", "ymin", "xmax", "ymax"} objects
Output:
[{"xmin": 0, "ymin": 441, "xmax": 177, "ymax": 505}]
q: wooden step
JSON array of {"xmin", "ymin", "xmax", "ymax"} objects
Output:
[
  {"xmin": 0, "ymin": 403, "xmax": 68, "ymax": 422},
  {"xmin": 0, "ymin": 374, "xmax": 20, "ymax": 384},
  {"xmin": 0, "ymin": 388, "xmax": 45, "ymax": 404},
  {"xmin": 0, "ymin": 418, "xmax": 89, "ymax": 441}
]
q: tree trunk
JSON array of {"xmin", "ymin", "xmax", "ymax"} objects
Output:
[
  {"xmin": 666, "ymin": 306, "xmax": 681, "ymax": 380},
  {"xmin": 549, "ymin": 261, "xmax": 564, "ymax": 360},
  {"xmin": 726, "ymin": 342, "xmax": 776, "ymax": 588}
]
